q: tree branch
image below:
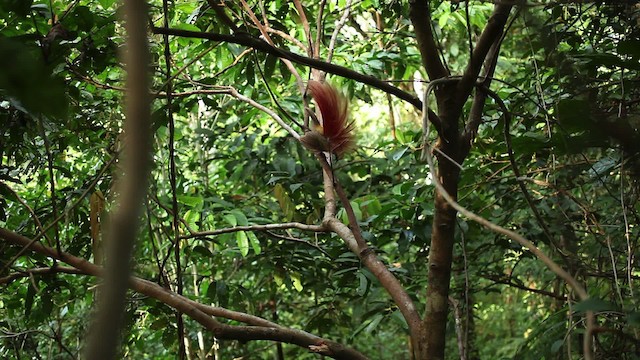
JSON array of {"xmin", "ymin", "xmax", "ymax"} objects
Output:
[
  {"xmin": 315, "ymin": 156, "xmax": 422, "ymax": 345},
  {"xmin": 409, "ymin": 0, "xmax": 449, "ymax": 80},
  {"xmin": 84, "ymin": 0, "xmax": 152, "ymax": 358},
  {"xmin": 419, "ymin": 84, "xmax": 595, "ymax": 360},
  {"xmin": 455, "ymin": 5, "xmax": 512, "ymax": 107},
  {"xmin": 150, "ymin": 27, "xmax": 425, "ymax": 110},
  {"xmin": 0, "ymin": 227, "xmax": 369, "ymax": 360},
  {"xmin": 180, "ymin": 222, "xmax": 327, "ymax": 240}
]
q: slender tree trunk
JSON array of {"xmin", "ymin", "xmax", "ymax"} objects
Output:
[{"xmin": 419, "ymin": 140, "xmax": 461, "ymax": 360}]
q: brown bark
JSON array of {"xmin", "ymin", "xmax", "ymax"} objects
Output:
[
  {"xmin": 417, "ymin": 114, "xmax": 461, "ymax": 360},
  {"xmin": 84, "ymin": 1, "xmax": 152, "ymax": 359},
  {"xmin": 409, "ymin": 2, "xmax": 513, "ymax": 359},
  {"xmin": 0, "ymin": 227, "xmax": 369, "ymax": 360}
]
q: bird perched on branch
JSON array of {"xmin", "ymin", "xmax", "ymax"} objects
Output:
[{"xmin": 300, "ymin": 80, "xmax": 355, "ymax": 157}]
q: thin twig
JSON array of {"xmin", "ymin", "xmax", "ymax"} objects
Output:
[
  {"xmin": 238, "ymin": 0, "xmax": 305, "ymax": 94},
  {"xmin": 0, "ymin": 182, "xmax": 54, "ymax": 248},
  {"xmin": 180, "ymin": 222, "xmax": 326, "ymax": 240},
  {"xmin": 0, "ymin": 155, "xmax": 117, "ymax": 276},
  {"xmin": 225, "ymin": 86, "xmax": 301, "ymax": 139},
  {"xmin": 265, "ymin": 230, "xmax": 331, "ymax": 257},
  {"xmin": 36, "ymin": 118, "xmax": 61, "ymax": 254},
  {"xmin": 325, "ymin": 0, "xmax": 353, "ymax": 65},
  {"xmin": 161, "ymin": 0, "xmax": 186, "ymax": 356}
]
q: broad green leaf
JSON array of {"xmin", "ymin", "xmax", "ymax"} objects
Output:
[
  {"xmin": 223, "ymin": 213, "xmax": 237, "ymax": 227},
  {"xmin": 248, "ymin": 232, "xmax": 261, "ymax": 255},
  {"xmin": 162, "ymin": 328, "xmax": 176, "ymax": 349},
  {"xmin": 230, "ymin": 209, "xmax": 249, "ymax": 226},
  {"xmin": 556, "ymin": 99, "xmax": 595, "ymax": 132},
  {"xmin": 184, "ymin": 209, "xmax": 199, "ymax": 231},
  {"xmin": 551, "ymin": 340, "xmax": 564, "ymax": 353},
  {"xmin": 364, "ymin": 314, "xmax": 384, "ymax": 334},
  {"xmin": 356, "ymin": 272, "xmax": 368, "ymax": 296},
  {"xmin": 0, "ymin": 37, "xmax": 68, "ymax": 119},
  {"xmin": 391, "ymin": 147, "xmax": 408, "ymax": 161},
  {"xmin": 177, "ymin": 195, "xmax": 203, "ymax": 208},
  {"xmin": 150, "ymin": 318, "xmax": 168, "ymax": 330},
  {"xmin": 205, "ymin": 282, "xmax": 216, "ymax": 302},
  {"xmin": 291, "ymin": 274, "xmax": 303, "ymax": 292},
  {"xmin": 618, "ymin": 40, "xmax": 640, "ymax": 59},
  {"xmin": 236, "ymin": 231, "xmax": 249, "ymax": 257},
  {"xmin": 192, "ymin": 245, "xmax": 212, "ymax": 258},
  {"xmin": 175, "ymin": 23, "xmax": 201, "ymax": 32},
  {"xmin": 24, "ymin": 284, "xmax": 35, "ymax": 317},
  {"xmin": 216, "ymin": 281, "xmax": 228, "ymax": 307}
]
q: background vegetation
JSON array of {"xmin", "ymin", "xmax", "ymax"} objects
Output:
[{"xmin": 1, "ymin": 0, "xmax": 639, "ymax": 359}]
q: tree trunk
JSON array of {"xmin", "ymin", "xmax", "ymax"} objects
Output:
[{"xmin": 418, "ymin": 143, "xmax": 461, "ymax": 360}]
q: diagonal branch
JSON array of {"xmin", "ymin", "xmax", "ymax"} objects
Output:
[
  {"xmin": 292, "ymin": 0, "xmax": 314, "ymax": 57},
  {"xmin": 151, "ymin": 27, "xmax": 423, "ymax": 108},
  {"xmin": 151, "ymin": 26, "xmax": 442, "ymax": 130},
  {"xmin": 315, "ymin": 156, "xmax": 422, "ymax": 345},
  {"xmin": 0, "ymin": 227, "xmax": 369, "ymax": 360},
  {"xmin": 409, "ymin": 0, "xmax": 449, "ymax": 80},
  {"xmin": 237, "ymin": 0, "xmax": 306, "ymax": 94},
  {"xmin": 455, "ymin": 4, "xmax": 512, "ymax": 107}
]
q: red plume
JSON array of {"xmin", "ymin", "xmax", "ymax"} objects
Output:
[{"xmin": 300, "ymin": 81, "xmax": 355, "ymax": 156}]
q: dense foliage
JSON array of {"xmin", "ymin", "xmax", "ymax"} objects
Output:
[{"xmin": 1, "ymin": 1, "xmax": 639, "ymax": 359}]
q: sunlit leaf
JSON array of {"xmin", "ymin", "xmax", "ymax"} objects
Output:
[{"xmin": 236, "ymin": 231, "xmax": 249, "ymax": 257}]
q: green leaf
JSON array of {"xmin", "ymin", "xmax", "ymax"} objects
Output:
[
  {"xmin": 205, "ymin": 282, "xmax": 217, "ymax": 302},
  {"xmin": 150, "ymin": 318, "xmax": 168, "ymax": 330},
  {"xmin": 438, "ymin": 12, "xmax": 450, "ymax": 29},
  {"xmin": 618, "ymin": 40, "xmax": 640, "ymax": 59},
  {"xmin": 216, "ymin": 281, "xmax": 228, "ymax": 307},
  {"xmin": 192, "ymin": 245, "xmax": 212, "ymax": 258},
  {"xmin": 391, "ymin": 147, "xmax": 408, "ymax": 161},
  {"xmin": 0, "ymin": 37, "xmax": 68, "ymax": 119},
  {"xmin": 177, "ymin": 195, "xmax": 203, "ymax": 208},
  {"xmin": 223, "ymin": 213, "xmax": 237, "ymax": 227},
  {"xmin": 184, "ymin": 209, "xmax": 200, "ymax": 231},
  {"xmin": 162, "ymin": 328, "xmax": 176, "ymax": 348},
  {"xmin": 573, "ymin": 298, "xmax": 618, "ymax": 313},
  {"xmin": 291, "ymin": 273, "xmax": 303, "ymax": 292},
  {"xmin": 230, "ymin": 209, "xmax": 249, "ymax": 226},
  {"xmin": 0, "ymin": 182, "xmax": 18, "ymax": 202},
  {"xmin": 356, "ymin": 272, "xmax": 368, "ymax": 296},
  {"xmin": 263, "ymin": 55, "xmax": 277, "ymax": 78},
  {"xmin": 97, "ymin": 0, "xmax": 116, "ymax": 8},
  {"xmin": 274, "ymin": 183, "xmax": 295, "ymax": 221},
  {"xmin": 236, "ymin": 231, "xmax": 249, "ymax": 257},
  {"xmin": 175, "ymin": 23, "xmax": 201, "ymax": 32},
  {"xmin": 68, "ymin": 6, "xmax": 95, "ymax": 32},
  {"xmin": 2, "ymin": 0, "xmax": 33, "ymax": 16},
  {"xmin": 627, "ymin": 312, "xmax": 640, "ymax": 327},
  {"xmin": 248, "ymin": 232, "xmax": 261, "ymax": 255},
  {"xmin": 24, "ymin": 284, "xmax": 36, "ymax": 317},
  {"xmin": 364, "ymin": 314, "xmax": 384, "ymax": 334},
  {"xmin": 175, "ymin": 3, "xmax": 199, "ymax": 14}
]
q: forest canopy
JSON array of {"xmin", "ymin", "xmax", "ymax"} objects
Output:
[{"xmin": 1, "ymin": 1, "xmax": 639, "ymax": 359}]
